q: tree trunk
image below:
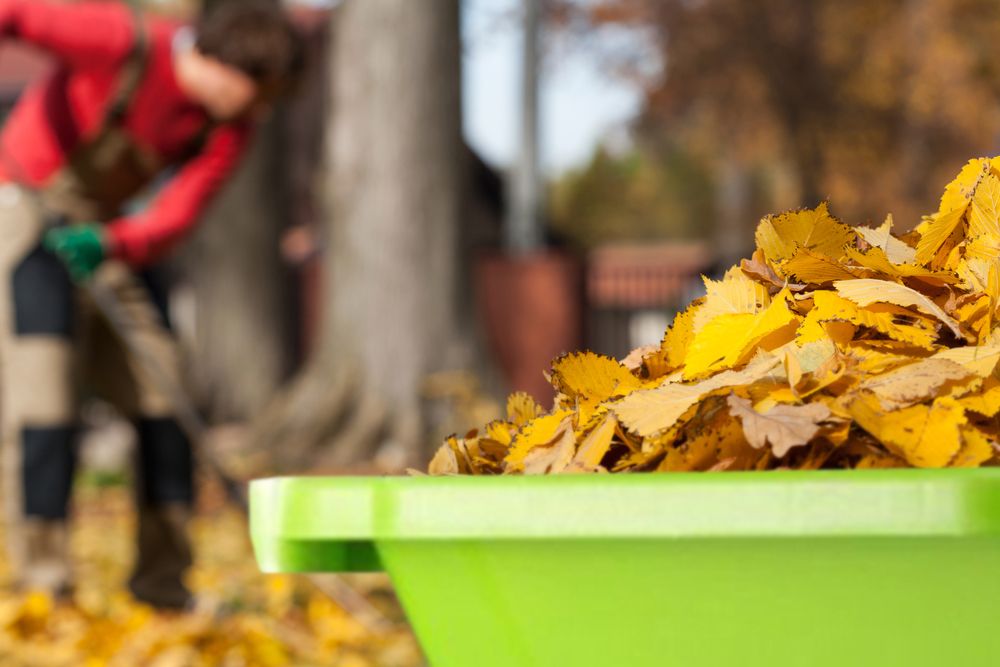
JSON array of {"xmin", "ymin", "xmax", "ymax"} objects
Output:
[
  {"xmin": 179, "ymin": 116, "xmax": 296, "ymax": 423},
  {"xmin": 507, "ymin": 0, "xmax": 544, "ymax": 253},
  {"xmin": 247, "ymin": 0, "xmax": 465, "ymax": 472}
]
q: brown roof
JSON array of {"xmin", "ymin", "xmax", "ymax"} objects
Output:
[{"xmin": 587, "ymin": 241, "xmax": 712, "ymax": 308}]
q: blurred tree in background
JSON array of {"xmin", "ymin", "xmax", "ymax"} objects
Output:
[
  {"xmin": 557, "ymin": 0, "xmax": 1000, "ymax": 245},
  {"xmin": 549, "ymin": 144, "xmax": 714, "ymax": 248},
  {"xmin": 183, "ymin": 0, "xmax": 297, "ymax": 426},
  {"xmin": 247, "ymin": 0, "xmax": 467, "ymax": 471}
]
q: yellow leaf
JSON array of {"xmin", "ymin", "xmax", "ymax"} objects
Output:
[
  {"xmin": 951, "ymin": 295, "xmax": 992, "ymax": 339},
  {"xmin": 953, "ymin": 426, "xmax": 995, "ymax": 468},
  {"xmin": 795, "ymin": 312, "xmax": 858, "ymax": 347},
  {"xmin": 931, "ymin": 342, "xmax": 1000, "ymax": 377},
  {"xmin": 523, "ymin": 418, "xmax": 576, "ymax": 475},
  {"xmin": 860, "ymin": 358, "xmax": 972, "ymax": 410},
  {"xmin": 506, "ymin": 392, "xmax": 543, "ymax": 427},
  {"xmin": 843, "ymin": 245, "xmax": 958, "ymax": 284},
  {"xmin": 793, "ymin": 315, "xmax": 828, "ymax": 345},
  {"xmin": 664, "ymin": 307, "xmax": 697, "ymax": 359},
  {"xmin": 551, "ymin": 351, "xmax": 642, "ymax": 400},
  {"xmin": 856, "ymin": 214, "xmax": 917, "ymax": 265},
  {"xmin": 484, "ymin": 420, "xmax": 515, "ymax": 446},
  {"xmin": 714, "ymin": 420, "xmax": 762, "ymax": 469},
  {"xmin": 856, "ymin": 450, "xmax": 907, "ymax": 469},
  {"xmin": 784, "ymin": 348, "xmax": 803, "ymax": 390},
  {"xmin": 504, "ymin": 409, "xmax": 574, "ymax": 471},
  {"xmin": 848, "ymin": 394, "xmax": 965, "ymax": 468},
  {"xmin": 833, "ymin": 279, "xmax": 963, "ymax": 339},
  {"xmin": 738, "ymin": 298, "xmax": 801, "ymax": 358},
  {"xmin": 936, "ymin": 157, "xmax": 987, "ymax": 218},
  {"xmin": 785, "ymin": 338, "xmax": 838, "ymax": 374},
  {"xmin": 803, "ymin": 291, "xmax": 937, "ymax": 349},
  {"xmin": 614, "ymin": 354, "xmax": 783, "ymax": 437},
  {"xmin": 968, "ymin": 171, "xmax": 1000, "ymax": 239},
  {"xmin": 752, "ymin": 386, "xmax": 800, "ymax": 411},
  {"xmin": 570, "ymin": 412, "xmax": 617, "ymax": 470},
  {"xmin": 686, "ymin": 289, "xmax": 799, "ymax": 377},
  {"xmin": 658, "ymin": 400, "xmax": 754, "ymax": 472},
  {"xmin": 846, "ymin": 345, "xmax": 914, "ymax": 375},
  {"xmin": 961, "ymin": 237, "xmax": 1000, "ymax": 267},
  {"xmin": 684, "ymin": 312, "xmax": 759, "ymax": 376},
  {"xmin": 693, "ymin": 267, "xmax": 770, "ymax": 332},
  {"xmin": 550, "ymin": 351, "xmax": 642, "ymax": 423},
  {"xmin": 958, "ymin": 385, "xmax": 1000, "ymax": 417},
  {"xmin": 915, "ymin": 207, "xmax": 966, "ymax": 268},
  {"xmin": 754, "ymin": 202, "xmax": 856, "ymax": 265},
  {"xmin": 639, "ymin": 307, "xmax": 699, "ymax": 380},
  {"xmin": 783, "ymin": 248, "xmax": 860, "ymax": 283},
  {"xmin": 788, "ymin": 344, "xmax": 848, "ymax": 399}
]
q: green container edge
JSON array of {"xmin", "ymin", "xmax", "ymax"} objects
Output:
[{"xmin": 249, "ymin": 468, "xmax": 1000, "ymax": 574}]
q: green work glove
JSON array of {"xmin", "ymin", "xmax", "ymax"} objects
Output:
[{"xmin": 43, "ymin": 223, "xmax": 106, "ymax": 282}]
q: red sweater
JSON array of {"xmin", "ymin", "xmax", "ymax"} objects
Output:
[{"xmin": 0, "ymin": 0, "xmax": 253, "ymax": 266}]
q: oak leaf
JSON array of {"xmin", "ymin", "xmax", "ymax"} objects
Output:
[{"xmin": 726, "ymin": 393, "xmax": 832, "ymax": 457}]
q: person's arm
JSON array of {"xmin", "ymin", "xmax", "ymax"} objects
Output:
[
  {"xmin": 105, "ymin": 123, "xmax": 253, "ymax": 267},
  {"xmin": 0, "ymin": 0, "xmax": 135, "ymax": 68}
]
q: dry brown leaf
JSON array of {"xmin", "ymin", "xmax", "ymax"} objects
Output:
[
  {"xmin": 860, "ymin": 358, "xmax": 973, "ymax": 410},
  {"xmin": 522, "ymin": 419, "xmax": 577, "ymax": 475},
  {"xmin": 726, "ymin": 394, "xmax": 833, "ymax": 458}
]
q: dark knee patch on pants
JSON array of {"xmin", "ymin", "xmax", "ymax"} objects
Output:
[
  {"xmin": 136, "ymin": 418, "xmax": 193, "ymax": 505},
  {"xmin": 13, "ymin": 246, "xmax": 74, "ymax": 336},
  {"xmin": 138, "ymin": 268, "xmax": 173, "ymax": 330},
  {"xmin": 22, "ymin": 426, "xmax": 77, "ymax": 519}
]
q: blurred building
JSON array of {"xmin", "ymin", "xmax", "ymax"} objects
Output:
[{"xmin": 586, "ymin": 241, "xmax": 710, "ymax": 357}]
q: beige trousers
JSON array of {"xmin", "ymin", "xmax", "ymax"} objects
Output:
[{"xmin": 0, "ymin": 184, "xmax": 193, "ymax": 597}]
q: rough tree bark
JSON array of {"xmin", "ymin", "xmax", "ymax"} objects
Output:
[
  {"xmin": 179, "ymin": 117, "xmax": 295, "ymax": 423},
  {"xmin": 248, "ymin": 0, "xmax": 465, "ymax": 472}
]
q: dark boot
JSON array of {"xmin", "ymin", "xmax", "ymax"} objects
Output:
[
  {"xmin": 18, "ymin": 518, "xmax": 73, "ymax": 598},
  {"xmin": 128, "ymin": 504, "xmax": 193, "ymax": 610}
]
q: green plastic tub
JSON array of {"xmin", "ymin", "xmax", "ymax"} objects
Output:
[{"xmin": 250, "ymin": 470, "xmax": 1000, "ymax": 666}]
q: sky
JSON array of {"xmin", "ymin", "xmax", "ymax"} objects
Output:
[
  {"xmin": 284, "ymin": 0, "xmax": 645, "ymax": 177},
  {"xmin": 461, "ymin": 0, "xmax": 646, "ymax": 176}
]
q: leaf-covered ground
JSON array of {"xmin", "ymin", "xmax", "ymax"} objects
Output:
[{"xmin": 0, "ymin": 483, "xmax": 423, "ymax": 666}]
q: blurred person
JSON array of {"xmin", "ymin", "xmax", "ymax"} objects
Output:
[{"xmin": 0, "ymin": 0, "xmax": 303, "ymax": 608}]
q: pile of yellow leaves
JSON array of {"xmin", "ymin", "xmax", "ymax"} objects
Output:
[{"xmin": 431, "ymin": 157, "xmax": 1000, "ymax": 475}]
